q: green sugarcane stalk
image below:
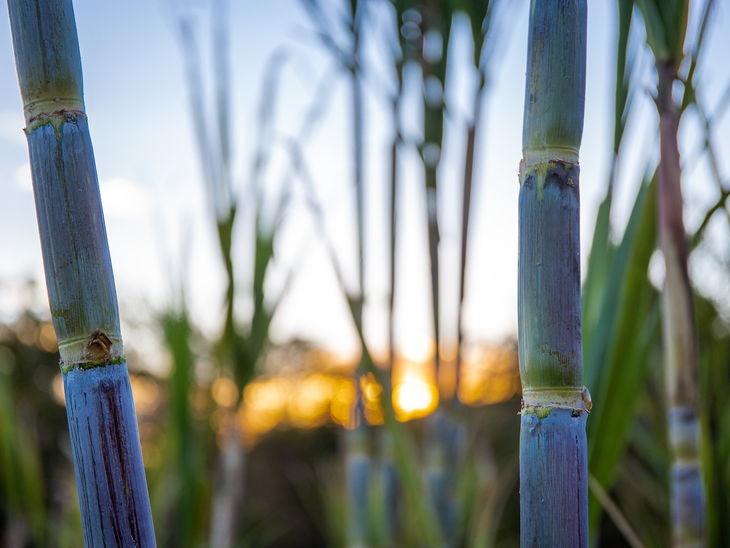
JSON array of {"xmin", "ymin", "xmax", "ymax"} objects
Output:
[
  {"xmin": 6, "ymin": 0, "xmax": 156, "ymax": 545},
  {"xmin": 518, "ymin": 1, "xmax": 589, "ymax": 546}
]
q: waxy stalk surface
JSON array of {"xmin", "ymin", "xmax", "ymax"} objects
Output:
[
  {"xmin": 517, "ymin": 1, "xmax": 589, "ymax": 546},
  {"xmin": 7, "ymin": 0, "xmax": 156, "ymax": 545}
]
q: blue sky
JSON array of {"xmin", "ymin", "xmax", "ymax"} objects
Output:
[{"xmin": 0, "ymin": 0, "xmax": 728, "ymax": 365}]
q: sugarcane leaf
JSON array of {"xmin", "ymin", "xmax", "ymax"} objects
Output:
[
  {"xmin": 681, "ymin": 0, "xmax": 716, "ymax": 113},
  {"xmin": 634, "ymin": 0, "xmax": 669, "ymax": 60},
  {"xmin": 583, "ymin": 0, "xmax": 636, "ymax": 367},
  {"xmin": 160, "ymin": 310, "xmax": 206, "ymax": 547},
  {"xmin": 635, "ymin": 0, "xmax": 689, "ymax": 64},
  {"xmin": 582, "ymin": 193, "xmax": 616, "ymax": 360},
  {"xmin": 696, "ymin": 296, "xmax": 730, "ymax": 546},
  {"xmin": 0, "ymin": 372, "xmax": 46, "ymax": 544},
  {"xmin": 586, "ymin": 175, "xmax": 660, "ymax": 533},
  {"xmin": 584, "ymin": 174, "xmax": 654, "ymax": 388},
  {"xmin": 613, "ymin": 0, "xmax": 635, "ymax": 153}
]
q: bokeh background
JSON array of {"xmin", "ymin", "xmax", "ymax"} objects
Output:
[{"xmin": 0, "ymin": 0, "xmax": 729, "ymax": 547}]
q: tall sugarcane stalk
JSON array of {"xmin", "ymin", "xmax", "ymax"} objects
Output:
[
  {"xmin": 297, "ymin": 2, "xmax": 372, "ymax": 544},
  {"xmin": 305, "ymin": 0, "xmax": 374, "ymax": 544},
  {"xmin": 416, "ymin": 4, "xmax": 454, "ymax": 541},
  {"xmin": 6, "ymin": 0, "xmax": 156, "ymax": 545},
  {"xmin": 380, "ymin": 2, "xmax": 407, "ymax": 542},
  {"xmin": 419, "ymin": 0, "xmax": 450, "ymax": 379},
  {"xmin": 657, "ymin": 42, "xmax": 704, "ymax": 548},
  {"xmin": 177, "ymin": 5, "xmax": 248, "ymax": 545},
  {"xmin": 657, "ymin": 63, "xmax": 704, "ymax": 544},
  {"xmin": 517, "ymin": 1, "xmax": 589, "ymax": 546},
  {"xmin": 634, "ymin": 1, "xmax": 704, "ymax": 544}
]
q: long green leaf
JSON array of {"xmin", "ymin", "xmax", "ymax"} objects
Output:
[
  {"xmin": 696, "ymin": 296, "xmax": 730, "ymax": 547},
  {"xmin": 585, "ymin": 175, "xmax": 659, "ymax": 535}
]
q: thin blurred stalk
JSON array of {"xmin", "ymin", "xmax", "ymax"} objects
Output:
[
  {"xmin": 298, "ymin": 1, "xmax": 372, "ymax": 545},
  {"xmin": 179, "ymin": 6, "xmax": 245, "ymax": 546},
  {"xmin": 418, "ymin": 0, "xmax": 451, "ymax": 379},
  {"xmin": 6, "ymin": 0, "xmax": 156, "ymax": 544},
  {"xmin": 348, "ymin": 2, "xmax": 373, "ymax": 545},
  {"xmin": 294, "ymin": 145, "xmax": 444, "ymax": 548},
  {"xmin": 456, "ymin": 0, "xmax": 494, "ymax": 391},
  {"xmin": 415, "ymin": 3, "xmax": 457, "ymax": 543},
  {"xmin": 657, "ymin": 44, "xmax": 704, "ymax": 548},
  {"xmin": 635, "ymin": 1, "xmax": 705, "ymax": 545},
  {"xmin": 517, "ymin": 1, "xmax": 589, "ymax": 546},
  {"xmin": 289, "ymin": 96, "xmax": 445, "ymax": 548},
  {"xmin": 178, "ymin": 3, "xmax": 286, "ymax": 545},
  {"xmin": 377, "ymin": 430, "xmax": 399, "ymax": 545},
  {"xmin": 298, "ymin": 3, "xmax": 446, "ymax": 546},
  {"xmin": 382, "ymin": 1, "xmax": 407, "ymax": 543}
]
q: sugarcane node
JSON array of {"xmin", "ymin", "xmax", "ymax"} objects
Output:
[
  {"xmin": 520, "ymin": 403, "xmax": 589, "ymax": 418},
  {"xmin": 518, "ymin": 156, "xmax": 580, "ymax": 190},
  {"xmin": 85, "ymin": 329, "xmax": 114, "ymax": 362},
  {"xmin": 545, "ymin": 163, "xmax": 580, "ymax": 189},
  {"xmin": 27, "ymin": 108, "xmax": 85, "ymax": 125}
]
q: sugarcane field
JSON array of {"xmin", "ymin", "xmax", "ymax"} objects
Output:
[{"xmin": 1, "ymin": 0, "xmax": 730, "ymax": 546}]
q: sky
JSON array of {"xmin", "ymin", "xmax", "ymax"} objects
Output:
[{"xmin": 0, "ymin": 0, "xmax": 728, "ymax": 365}]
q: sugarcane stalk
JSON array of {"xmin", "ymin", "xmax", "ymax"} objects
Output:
[
  {"xmin": 656, "ymin": 60, "xmax": 704, "ymax": 548},
  {"xmin": 382, "ymin": 10, "xmax": 404, "ymax": 544},
  {"xmin": 178, "ymin": 6, "xmax": 248, "ymax": 546},
  {"xmin": 343, "ymin": 3, "xmax": 372, "ymax": 547},
  {"xmin": 518, "ymin": 1, "xmax": 589, "ymax": 546},
  {"xmin": 294, "ymin": 3, "xmax": 373, "ymax": 543},
  {"xmin": 457, "ymin": 0, "xmax": 493, "ymax": 394},
  {"xmin": 6, "ymin": 0, "xmax": 156, "ymax": 545},
  {"xmin": 633, "ymin": 0, "xmax": 705, "ymax": 543},
  {"xmin": 416, "ymin": 4, "xmax": 453, "ymax": 541},
  {"xmin": 419, "ymin": 0, "xmax": 450, "ymax": 377}
]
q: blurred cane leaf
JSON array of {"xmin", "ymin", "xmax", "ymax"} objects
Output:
[
  {"xmin": 634, "ymin": 0, "xmax": 689, "ymax": 65},
  {"xmin": 582, "ymin": 0, "xmax": 635, "ymax": 357},
  {"xmin": 585, "ymin": 173, "xmax": 660, "ymax": 536},
  {"xmin": 696, "ymin": 295, "xmax": 730, "ymax": 547},
  {"xmin": 0, "ymin": 368, "xmax": 45, "ymax": 544}
]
